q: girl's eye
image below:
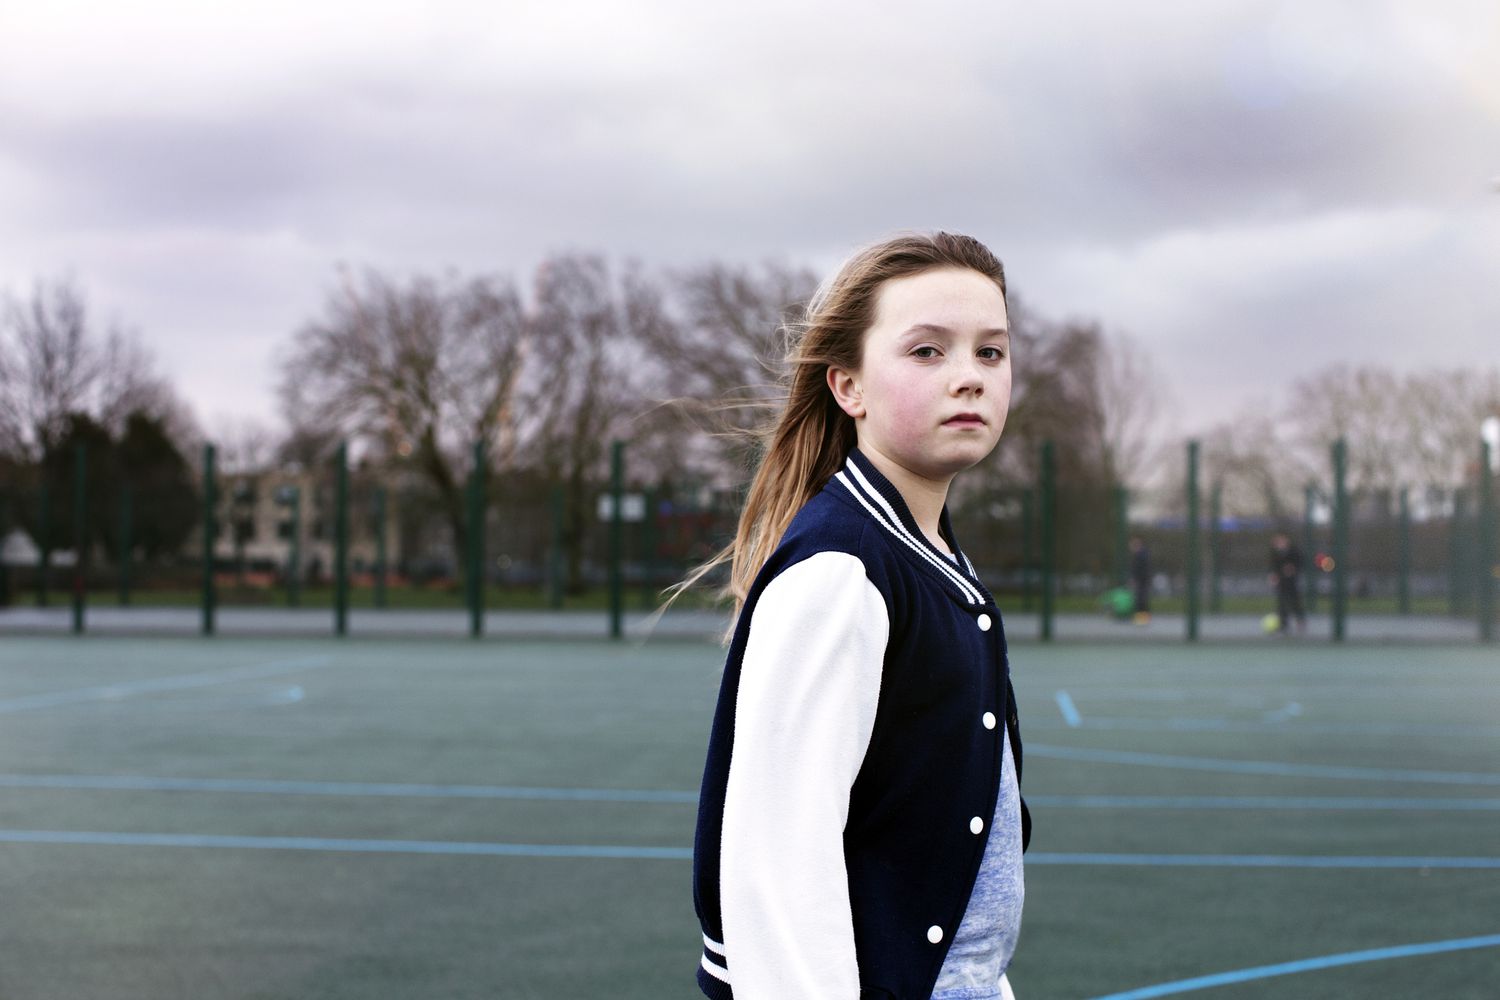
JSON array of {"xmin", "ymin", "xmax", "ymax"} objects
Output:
[
  {"xmin": 978, "ymin": 347, "xmax": 1006, "ymax": 360},
  {"xmin": 912, "ymin": 346, "xmax": 939, "ymax": 359}
]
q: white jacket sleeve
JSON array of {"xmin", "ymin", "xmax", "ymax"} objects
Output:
[{"xmin": 719, "ymin": 551, "xmax": 890, "ymax": 1000}]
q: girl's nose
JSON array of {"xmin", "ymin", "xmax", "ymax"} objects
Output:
[{"xmin": 952, "ymin": 360, "xmax": 984, "ymax": 396}]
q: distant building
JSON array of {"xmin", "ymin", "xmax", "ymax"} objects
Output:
[{"xmin": 184, "ymin": 468, "xmax": 404, "ymax": 583}]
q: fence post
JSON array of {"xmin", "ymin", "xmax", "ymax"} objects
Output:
[
  {"xmin": 201, "ymin": 444, "xmax": 216, "ymax": 636},
  {"xmin": 1020, "ymin": 487, "xmax": 1035, "ymax": 613},
  {"xmin": 374, "ymin": 487, "xmax": 388, "ymax": 610},
  {"xmin": 1397, "ymin": 486, "xmax": 1411, "ymax": 616},
  {"xmin": 1479, "ymin": 440, "xmax": 1495, "ymax": 643},
  {"xmin": 1186, "ymin": 440, "xmax": 1200, "ymax": 642},
  {"xmin": 37, "ymin": 482, "xmax": 51, "ymax": 607},
  {"xmin": 0, "ymin": 493, "xmax": 11, "ymax": 606},
  {"xmin": 609, "ymin": 440, "xmax": 624, "ymax": 640},
  {"xmin": 1208, "ymin": 482, "xmax": 1222, "ymax": 614},
  {"xmin": 466, "ymin": 439, "xmax": 484, "ymax": 639},
  {"xmin": 1039, "ymin": 442, "xmax": 1056, "ymax": 641},
  {"xmin": 1112, "ymin": 486, "xmax": 1128, "ymax": 588},
  {"xmin": 642, "ymin": 486, "xmax": 657, "ymax": 610},
  {"xmin": 118, "ymin": 485, "xmax": 132, "ymax": 606},
  {"xmin": 72, "ymin": 444, "xmax": 86, "ymax": 635},
  {"xmin": 233, "ymin": 482, "xmax": 248, "ymax": 590},
  {"xmin": 548, "ymin": 484, "xmax": 564, "ymax": 609},
  {"xmin": 287, "ymin": 485, "xmax": 302, "ymax": 608},
  {"xmin": 1449, "ymin": 489, "xmax": 1467, "ymax": 616},
  {"xmin": 1331, "ymin": 439, "xmax": 1348, "ymax": 642},
  {"xmin": 335, "ymin": 441, "xmax": 350, "ymax": 637},
  {"xmin": 1303, "ymin": 483, "xmax": 1318, "ymax": 614}
]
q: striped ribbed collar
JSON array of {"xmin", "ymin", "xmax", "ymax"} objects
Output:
[{"xmin": 830, "ymin": 448, "xmax": 993, "ymax": 608}]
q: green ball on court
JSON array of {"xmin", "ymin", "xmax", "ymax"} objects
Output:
[{"xmin": 1261, "ymin": 613, "xmax": 1280, "ymax": 633}]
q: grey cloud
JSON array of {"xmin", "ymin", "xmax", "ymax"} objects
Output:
[{"xmin": 2, "ymin": 1, "xmax": 1496, "ymax": 437}]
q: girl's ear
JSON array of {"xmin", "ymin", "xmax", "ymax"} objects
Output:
[{"xmin": 827, "ymin": 365, "xmax": 864, "ymax": 419}]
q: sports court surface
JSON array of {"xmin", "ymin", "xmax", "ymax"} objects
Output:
[{"xmin": 0, "ymin": 633, "xmax": 1495, "ymax": 999}]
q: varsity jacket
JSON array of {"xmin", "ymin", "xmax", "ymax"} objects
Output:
[{"xmin": 693, "ymin": 448, "xmax": 1030, "ymax": 1000}]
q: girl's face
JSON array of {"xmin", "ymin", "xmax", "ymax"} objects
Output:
[{"xmin": 828, "ymin": 266, "xmax": 1011, "ymax": 488}]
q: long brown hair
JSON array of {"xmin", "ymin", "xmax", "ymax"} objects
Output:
[{"xmin": 675, "ymin": 232, "xmax": 1007, "ymax": 623}]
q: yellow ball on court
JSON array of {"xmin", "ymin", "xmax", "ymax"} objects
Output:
[{"xmin": 1261, "ymin": 613, "xmax": 1280, "ymax": 634}]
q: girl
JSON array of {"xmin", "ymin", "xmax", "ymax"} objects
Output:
[{"xmin": 691, "ymin": 232, "xmax": 1030, "ymax": 1000}]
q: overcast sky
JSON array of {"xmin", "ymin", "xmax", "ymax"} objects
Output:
[{"xmin": 2, "ymin": 0, "xmax": 1497, "ymax": 442}]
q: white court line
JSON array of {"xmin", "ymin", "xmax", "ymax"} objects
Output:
[
  {"xmin": 1055, "ymin": 690, "xmax": 1082, "ymax": 728},
  {"xmin": 0, "ymin": 655, "xmax": 333, "ymax": 714},
  {"xmin": 1262, "ymin": 701, "xmax": 1302, "ymax": 723}
]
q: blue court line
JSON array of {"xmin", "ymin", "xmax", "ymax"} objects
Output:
[
  {"xmin": 0, "ymin": 774, "xmax": 697, "ymax": 803},
  {"xmin": 1088, "ymin": 933, "xmax": 1500, "ymax": 999},
  {"xmin": 1054, "ymin": 690, "xmax": 1082, "ymax": 728},
  {"xmin": 1024, "ymin": 853, "xmax": 1500, "ymax": 869},
  {"xmin": 1079, "ymin": 680, "xmax": 1489, "ymax": 699},
  {"xmin": 1028, "ymin": 718, "xmax": 1498, "ymax": 737},
  {"xmin": 2, "ymin": 831, "xmax": 1495, "ymax": 869},
  {"xmin": 0, "ymin": 830, "xmax": 692, "ymax": 859},
  {"xmin": 1026, "ymin": 794, "xmax": 1500, "ymax": 811},
  {"xmin": 1028, "ymin": 743, "xmax": 1500, "ymax": 786},
  {"xmin": 0, "ymin": 655, "xmax": 333, "ymax": 714},
  {"xmin": 4, "ymin": 777, "xmax": 1493, "ymax": 812}
]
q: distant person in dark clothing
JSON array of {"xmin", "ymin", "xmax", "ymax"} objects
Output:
[
  {"xmin": 1268, "ymin": 532, "xmax": 1307, "ymax": 634},
  {"xmin": 1129, "ymin": 535, "xmax": 1151, "ymax": 625}
]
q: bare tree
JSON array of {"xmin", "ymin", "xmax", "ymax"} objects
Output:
[
  {"xmin": 1095, "ymin": 329, "xmax": 1175, "ymax": 493},
  {"xmin": 0, "ymin": 279, "xmax": 101, "ymax": 461},
  {"xmin": 991, "ymin": 303, "xmax": 1120, "ymax": 487},
  {"xmin": 1398, "ymin": 368, "xmax": 1500, "ymax": 496},
  {"xmin": 0, "ymin": 277, "xmax": 193, "ymax": 464},
  {"xmin": 512, "ymin": 254, "xmax": 644, "ymax": 590},
  {"xmin": 632, "ymin": 260, "xmax": 818, "ymax": 483},
  {"xmin": 1196, "ymin": 364, "xmax": 1500, "ymax": 522},
  {"xmin": 211, "ymin": 416, "xmax": 279, "ymax": 475},
  {"xmin": 277, "ymin": 268, "xmax": 527, "ymax": 566},
  {"xmin": 1283, "ymin": 366, "xmax": 1404, "ymax": 497},
  {"xmin": 274, "ymin": 421, "xmax": 344, "ymax": 474},
  {"xmin": 615, "ymin": 266, "xmax": 705, "ymax": 485},
  {"xmin": 662, "ymin": 260, "xmax": 816, "ymax": 397},
  {"xmin": 96, "ymin": 325, "xmax": 200, "ymax": 450},
  {"xmin": 1197, "ymin": 398, "xmax": 1305, "ymax": 521}
]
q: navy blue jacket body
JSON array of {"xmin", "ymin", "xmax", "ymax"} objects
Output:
[{"xmin": 693, "ymin": 449, "xmax": 1029, "ymax": 999}]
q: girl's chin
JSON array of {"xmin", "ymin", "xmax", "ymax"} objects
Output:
[{"xmin": 910, "ymin": 447, "xmax": 1000, "ymax": 480}]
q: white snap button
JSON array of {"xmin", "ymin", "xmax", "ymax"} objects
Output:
[
  {"xmin": 982, "ymin": 711, "xmax": 997, "ymax": 730},
  {"xmin": 927, "ymin": 925, "xmax": 944, "ymax": 944},
  {"xmin": 970, "ymin": 816, "xmax": 984, "ymax": 835},
  {"xmin": 977, "ymin": 613, "xmax": 992, "ymax": 632}
]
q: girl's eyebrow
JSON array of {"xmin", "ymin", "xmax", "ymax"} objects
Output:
[{"xmin": 900, "ymin": 323, "xmax": 1010, "ymax": 341}]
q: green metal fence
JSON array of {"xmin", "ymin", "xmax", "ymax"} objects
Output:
[{"xmin": 1, "ymin": 434, "xmax": 1495, "ymax": 642}]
